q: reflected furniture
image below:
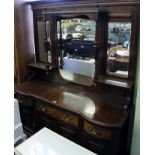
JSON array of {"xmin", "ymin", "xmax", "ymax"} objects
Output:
[
  {"xmin": 62, "ymin": 57, "xmax": 95, "ymax": 77},
  {"xmin": 15, "ymin": 0, "xmax": 139, "ymax": 155}
]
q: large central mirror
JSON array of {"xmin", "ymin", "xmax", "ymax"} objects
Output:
[{"xmin": 57, "ymin": 18, "xmax": 97, "ymax": 86}]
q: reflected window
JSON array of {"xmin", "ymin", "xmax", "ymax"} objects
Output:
[{"xmin": 107, "ymin": 22, "xmax": 131, "ymax": 78}]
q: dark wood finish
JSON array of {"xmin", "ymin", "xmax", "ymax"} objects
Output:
[
  {"xmin": 33, "ymin": 12, "xmax": 40, "ymax": 62},
  {"xmin": 36, "ymin": 102, "xmax": 79, "ymax": 127},
  {"xmin": 16, "ymin": 85, "xmax": 130, "ymax": 155},
  {"xmin": 16, "ymin": 79, "xmax": 129, "ymax": 128},
  {"xmin": 50, "ymin": 16, "xmax": 59, "ymax": 67},
  {"xmin": 82, "ymin": 132, "xmax": 111, "ymax": 155},
  {"xmin": 97, "ymin": 76, "xmax": 133, "ymax": 89},
  {"xmin": 29, "ymin": 0, "xmax": 139, "ymax": 81},
  {"xmin": 14, "ymin": 0, "xmax": 35, "ymax": 82},
  {"xmin": 15, "ymin": 0, "xmax": 139, "ymax": 155},
  {"xmin": 17, "ymin": 94, "xmax": 35, "ymax": 136},
  {"xmin": 28, "ymin": 62, "xmax": 56, "ymax": 71},
  {"xmin": 28, "ymin": 1, "xmax": 140, "ymax": 10},
  {"xmin": 128, "ymin": 7, "xmax": 140, "ymax": 81},
  {"xmin": 59, "ymin": 20, "xmax": 64, "ymax": 69},
  {"xmin": 97, "ymin": 11, "xmax": 108, "ymax": 75},
  {"xmin": 84, "ymin": 121, "xmax": 112, "ymax": 140}
]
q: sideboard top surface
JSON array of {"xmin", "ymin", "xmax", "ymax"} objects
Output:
[{"xmin": 15, "ymin": 79, "xmax": 129, "ymax": 128}]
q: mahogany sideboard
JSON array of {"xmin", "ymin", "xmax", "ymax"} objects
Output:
[
  {"xmin": 15, "ymin": 77, "xmax": 132, "ymax": 155},
  {"xmin": 15, "ymin": 0, "xmax": 139, "ymax": 155}
]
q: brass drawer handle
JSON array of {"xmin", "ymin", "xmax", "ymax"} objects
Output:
[
  {"xmin": 39, "ymin": 105, "xmax": 46, "ymax": 112},
  {"xmin": 18, "ymin": 96, "xmax": 25, "ymax": 103},
  {"xmin": 18, "ymin": 99, "xmax": 24, "ymax": 103},
  {"xmin": 64, "ymin": 114, "xmax": 72, "ymax": 122},
  {"xmin": 91, "ymin": 128, "xmax": 97, "ymax": 135}
]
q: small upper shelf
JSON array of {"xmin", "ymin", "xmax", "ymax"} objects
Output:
[
  {"xmin": 28, "ymin": 62, "xmax": 56, "ymax": 71},
  {"xmin": 96, "ymin": 76, "xmax": 133, "ymax": 90}
]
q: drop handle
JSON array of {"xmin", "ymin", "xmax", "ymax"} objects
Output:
[
  {"xmin": 18, "ymin": 97, "xmax": 24, "ymax": 103},
  {"xmin": 64, "ymin": 115, "xmax": 71, "ymax": 122},
  {"xmin": 91, "ymin": 128, "xmax": 97, "ymax": 135},
  {"xmin": 18, "ymin": 100, "xmax": 24, "ymax": 103},
  {"xmin": 39, "ymin": 105, "xmax": 46, "ymax": 112}
]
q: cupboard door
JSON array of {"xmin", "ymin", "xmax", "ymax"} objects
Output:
[
  {"xmin": 17, "ymin": 94, "xmax": 34, "ymax": 133},
  {"xmin": 19, "ymin": 105, "xmax": 34, "ymax": 136},
  {"xmin": 22, "ymin": 107, "xmax": 32, "ymax": 129}
]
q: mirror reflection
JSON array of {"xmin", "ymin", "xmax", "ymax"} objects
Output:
[
  {"xmin": 61, "ymin": 92, "xmax": 95, "ymax": 119},
  {"xmin": 57, "ymin": 19, "xmax": 97, "ymax": 86},
  {"xmin": 107, "ymin": 22, "xmax": 131, "ymax": 78},
  {"xmin": 37, "ymin": 21, "xmax": 52, "ymax": 63}
]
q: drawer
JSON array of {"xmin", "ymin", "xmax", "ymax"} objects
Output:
[
  {"xmin": 84, "ymin": 121, "xmax": 112, "ymax": 140},
  {"xmin": 87, "ymin": 140, "xmax": 107, "ymax": 155},
  {"xmin": 56, "ymin": 124, "xmax": 77, "ymax": 142},
  {"xmin": 36, "ymin": 103, "xmax": 79, "ymax": 127},
  {"xmin": 39, "ymin": 115, "xmax": 54, "ymax": 130}
]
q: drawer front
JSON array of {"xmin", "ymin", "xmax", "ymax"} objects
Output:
[
  {"xmin": 84, "ymin": 121, "xmax": 112, "ymax": 140},
  {"xmin": 36, "ymin": 103, "xmax": 79, "ymax": 127},
  {"xmin": 87, "ymin": 140, "xmax": 107, "ymax": 155},
  {"xmin": 37, "ymin": 115, "xmax": 55, "ymax": 130},
  {"xmin": 56, "ymin": 123, "xmax": 77, "ymax": 142}
]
